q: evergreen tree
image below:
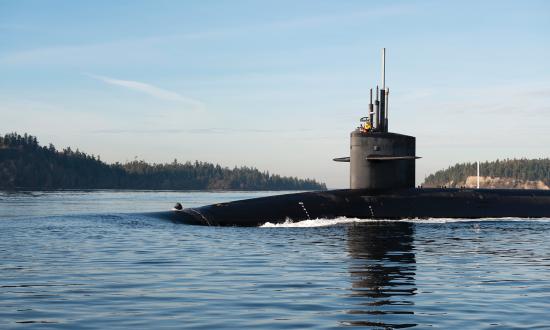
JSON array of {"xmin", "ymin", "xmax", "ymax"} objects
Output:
[
  {"xmin": 0, "ymin": 132, "xmax": 327, "ymax": 191},
  {"xmin": 424, "ymin": 158, "xmax": 550, "ymax": 187}
]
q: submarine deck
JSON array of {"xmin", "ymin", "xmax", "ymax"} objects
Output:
[{"xmin": 166, "ymin": 188, "xmax": 550, "ymax": 226}]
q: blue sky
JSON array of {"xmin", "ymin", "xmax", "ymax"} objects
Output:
[{"xmin": 1, "ymin": 0, "xmax": 550, "ymax": 188}]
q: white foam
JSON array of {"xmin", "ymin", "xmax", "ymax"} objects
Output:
[
  {"xmin": 260, "ymin": 217, "xmax": 550, "ymax": 228},
  {"xmin": 261, "ymin": 217, "xmax": 370, "ymax": 228},
  {"xmin": 409, "ymin": 217, "xmax": 550, "ymax": 224}
]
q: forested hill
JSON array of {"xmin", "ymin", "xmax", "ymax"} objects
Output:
[
  {"xmin": 423, "ymin": 159, "xmax": 550, "ymax": 188},
  {"xmin": 0, "ymin": 133, "xmax": 326, "ymax": 191}
]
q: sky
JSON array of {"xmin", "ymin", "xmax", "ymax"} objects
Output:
[{"xmin": 1, "ymin": 0, "xmax": 550, "ymax": 188}]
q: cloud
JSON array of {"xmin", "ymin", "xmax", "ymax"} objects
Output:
[
  {"xmin": 527, "ymin": 87, "xmax": 550, "ymax": 98},
  {"xmin": 399, "ymin": 84, "xmax": 550, "ymax": 117},
  {"xmin": 0, "ymin": 23, "xmax": 32, "ymax": 31},
  {"xmin": 87, "ymin": 74, "xmax": 204, "ymax": 109},
  {"xmin": 0, "ymin": 4, "xmax": 413, "ymax": 66},
  {"xmin": 92, "ymin": 127, "xmax": 315, "ymax": 134}
]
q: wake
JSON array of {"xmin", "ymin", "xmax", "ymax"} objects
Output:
[{"xmin": 260, "ymin": 216, "xmax": 550, "ymax": 228}]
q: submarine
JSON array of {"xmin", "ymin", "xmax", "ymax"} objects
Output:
[{"xmin": 170, "ymin": 49, "xmax": 550, "ymax": 226}]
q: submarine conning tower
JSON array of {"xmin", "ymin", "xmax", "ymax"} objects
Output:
[{"xmin": 334, "ymin": 48, "xmax": 419, "ymax": 190}]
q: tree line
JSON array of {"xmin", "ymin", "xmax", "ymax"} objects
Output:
[
  {"xmin": 0, "ymin": 132, "xmax": 326, "ymax": 190},
  {"xmin": 423, "ymin": 158, "xmax": 550, "ymax": 187}
]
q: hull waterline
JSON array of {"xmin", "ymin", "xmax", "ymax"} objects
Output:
[{"xmin": 168, "ymin": 188, "xmax": 550, "ymax": 226}]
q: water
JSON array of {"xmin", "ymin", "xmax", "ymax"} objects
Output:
[{"xmin": 1, "ymin": 191, "xmax": 550, "ymax": 329}]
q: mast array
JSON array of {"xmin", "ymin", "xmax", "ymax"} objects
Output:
[{"xmin": 366, "ymin": 48, "xmax": 389, "ymax": 133}]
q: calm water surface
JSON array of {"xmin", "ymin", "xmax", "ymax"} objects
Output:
[{"xmin": 1, "ymin": 191, "xmax": 550, "ymax": 329}]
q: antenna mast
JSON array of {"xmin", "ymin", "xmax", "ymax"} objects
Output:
[
  {"xmin": 382, "ymin": 48, "xmax": 386, "ymax": 90},
  {"xmin": 378, "ymin": 48, "xmax": 388, "ymax": 132}
]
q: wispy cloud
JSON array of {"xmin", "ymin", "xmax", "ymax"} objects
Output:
[
  {"xmin": 527, "ymin": 87, "xmax": 550, "ymax": 98},
  {"xmin": 399, "ymin": 84, "xmax": 550, "ymax": 117},
  {"xmin": 0, "ymin": 4, "xmax": 413, "ymax": 66},
  {"xmin": 87, "ymin": 74, "xmax": 204, "ymax": 109},
  {"xmin": 92, "ymin": 127, "xmax": 315, "ymax": 134},
  {"xmin": 0, "ymin": 23, "xmax": 32, "ymax": 31}
]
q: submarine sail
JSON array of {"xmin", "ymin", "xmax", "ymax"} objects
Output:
[{"xmin": 334, "ymin": 48, "xmax": 418, "ymax": 190}]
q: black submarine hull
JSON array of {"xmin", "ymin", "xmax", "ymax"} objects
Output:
[{"xmin": 169, "ymin": 188, "xmax": 550, "ymax": 226}]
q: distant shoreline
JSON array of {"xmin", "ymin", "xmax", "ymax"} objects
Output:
[
  {"xmin": 0, "ymin": 188, "xmax": 321, "ymax": 193},
  {"xmin": 424, "ymin": 159, "xmax": 550, "ymax": 189},
  {"xmin": 0, "ymin": 133, "xmax": 327, "ymax": 191}
]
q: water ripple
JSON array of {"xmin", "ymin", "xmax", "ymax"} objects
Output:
[{"xmin": 1, "ymin": 191, "xmax": 550, "ymax": 329}]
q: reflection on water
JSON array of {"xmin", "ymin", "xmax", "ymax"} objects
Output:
[{"xmin": 345, "ymin": 222, "xmax": 417, "ymax": 328}]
